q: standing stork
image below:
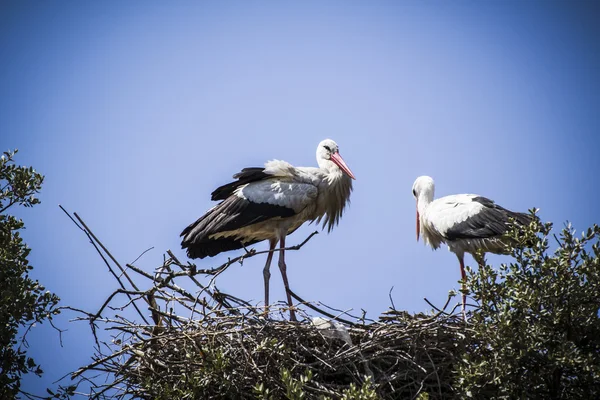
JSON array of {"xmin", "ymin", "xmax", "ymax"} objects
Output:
[
  {"xmin": 181, "ymin": 139, "xmax": 355, "ymax": 321},
  {"xmin": 412, "ymin": 175, "xmax": 532, "ymax": 317}
]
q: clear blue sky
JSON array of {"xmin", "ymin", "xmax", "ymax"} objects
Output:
[{"xmin": 1, "ymin": 0, "xmax": 599, "ymax": 395}]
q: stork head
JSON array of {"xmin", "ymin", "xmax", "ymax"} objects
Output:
[
  {"xmin": 412, "ymin": 176, "xmax": 435, "ymax": 241},
  {"xmin": 317, "ymin": 139, "xmax": 356, "ymax": 180}
]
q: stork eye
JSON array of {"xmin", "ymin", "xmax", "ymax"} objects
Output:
[
  {"xmin": 324, "ymin": 145, "xmax": 332, "ymax": 152},
  {"xmin": 412, "ymin": 189, "xmax": 417, "ymax": 197}
]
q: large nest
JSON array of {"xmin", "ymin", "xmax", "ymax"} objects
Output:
[
  {"xmin": 89, "ymin": 309, "xmax": 465, "ymax": 399},
  {"xmin": 61, "ymin": 211, "xmax": 468, "ymax": 399}
]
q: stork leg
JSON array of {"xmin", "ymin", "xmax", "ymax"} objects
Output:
[
  {"xmin": 278, "ymin": 237, "xmax": 297, "ymax": 322},
  {"xmin": 263, "ymin": 239, "xmax": 277, "ymax": 317},
  {"xmin": 457, "ymin": 254, "xmax": 467, "ymax": 321}
]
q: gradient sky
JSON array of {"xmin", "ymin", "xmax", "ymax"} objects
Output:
[{"xmin": 1, "ymin": 0, "xmax": 599, "ymax": 395}]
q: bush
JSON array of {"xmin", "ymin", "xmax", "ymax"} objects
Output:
[
  {"xmin": 0, "ymin": 149, "xmax": 60, "ymax": 399},
  {"xmin": 458, "ymin": 215, "xmax": 600, "ymax": 398}
]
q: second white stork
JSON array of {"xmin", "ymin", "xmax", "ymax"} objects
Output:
[
  {"xmin": 181, "ymin": 139, "xmax": 355, "ymax": 321},
  {"xmin": 412, "ymin": 175, "xmax": 532, "ymax": 316}
]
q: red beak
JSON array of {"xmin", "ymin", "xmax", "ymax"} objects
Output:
[
  {"xmin": 330, "ymin": 152, "xmax": 356, "ymax": 180},
  {"xmin": 416, "ymin": 208, "xmax": 420, "ymax": 242}
]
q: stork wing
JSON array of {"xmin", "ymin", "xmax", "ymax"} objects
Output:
[
  {"xmin": 181, "ymin": 179, "xmax": 318, "ymax": 245},
  {"xmin": 436, "ymin": 195, "xmax": 530, "ymax": 240}
]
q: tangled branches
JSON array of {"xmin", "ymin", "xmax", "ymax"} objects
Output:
[{"xmin": 58, "ymin": 208, "xmax": 468, "ymax": 399}]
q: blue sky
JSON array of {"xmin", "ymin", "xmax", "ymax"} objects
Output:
[{"xmin": 1, "ymin": 0, "xmax": 599, "ymax": 395}]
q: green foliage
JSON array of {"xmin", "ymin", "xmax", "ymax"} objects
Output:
[
  {"xmin": 257, "ymin": 369, "xmax": 379, "ymax": 400},
  {"xmin": 253, "ymin": 381, "xmax": 275, "ymax": 400},
  {"xmin": 0, "ymin": 149, "xmax": 60, "ymax": 398},
  {"xmin": 281, "ymin": 368, "xmax": 313, "ymax": 400},
  {"xmin": 339, "ymin": 376, "xmax": 379, "ymax": 400},
  {"xmin": 458, "ymin": 212, "xmax": 600, "ymax": 398},
  {"xmin": 140, "ymin": 341, "xmax": 238, "ymax": 399}
]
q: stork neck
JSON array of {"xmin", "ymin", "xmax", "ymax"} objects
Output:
[
  {"xmin": 417, "ymin": 191, "xmax": 433, "ymax": 215},
  {"xmin": 317, "ymin": 165, "xmax": 353, "ymax": 232},
  {"xmin": 318, "ymin": 159, "xmax": 344, "ymax": 182}
]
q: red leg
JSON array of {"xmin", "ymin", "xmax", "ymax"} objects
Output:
[
  {"xmin": 278, "ymin": 237, "xmax": 297, "ymax": 322},
  {"xmin": 263, "ymin": 239, "xmax": 277, "ymax": 317}
]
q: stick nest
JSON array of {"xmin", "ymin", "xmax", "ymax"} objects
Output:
[{"xmin": 113, "ymin": 309, "xmax": 465, "ymax": 400}]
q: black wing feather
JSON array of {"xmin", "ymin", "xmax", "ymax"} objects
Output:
[
  {"xmin": 184, "ymin": 237, "xmax": 261, "ymax": 259},
  {"xmin": 445, "ymin": 196, "xmax": 532, "ymax": 240},
  {"xmin": 211, "ymin": 168, "xmax": 271, "ymax": 200},
  {"xmin": 181, "ymin": 195, "xmax": 296, "ymax": 259}
]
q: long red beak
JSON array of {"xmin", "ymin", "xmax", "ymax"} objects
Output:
[
  {"xmin": 416, "ymin": 208, "xmax": 420, "ymax": 242},
  {"xmin": 330, "ymin": 152, "xmax": 356, "ymax": 180}
]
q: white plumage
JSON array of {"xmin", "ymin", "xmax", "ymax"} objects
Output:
[
  {"xmin": 412, "ymin": 176, "xmax": 532, "ymax": 317},
  {"xmin": 181, "ymin": 139, "xmax": 355, "ymax": 321},
  {"xmin": 311, "ymin": 317, "xmax": 353, "ymax": 346}
]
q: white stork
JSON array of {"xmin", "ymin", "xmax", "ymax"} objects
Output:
[
  {"xmin": 181, "ymin": 139, "xmax": 355, "ymax": 321},
  {"xmin": 412, "ymin": 175, "xmax": 532, "ymax": 317}
]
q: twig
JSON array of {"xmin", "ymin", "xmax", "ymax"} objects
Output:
[
  {"xmin": 288, "ymin": 289, "xmax": 357, "ymax": 326},
  {"xmin": 130, "ymin": 247, "xmax": 154, "ymax": 265},
  {"xmin": 73, "ymin": 212, "xmax": 139, "ymax": 292},
  {"xmin": 424, "ymin": 294, "xmax": 453, "ymax": 318},
  {"xmin": 388, "ymin": 286, "xmax": 396, "ymax": 311},
  {"xmin": 60, "ymin": 205, "xmax": 150, "ymax": 325},
  {"xmin": 72, "ymin": 346, "xmax": 132, "ymax": 379}
]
